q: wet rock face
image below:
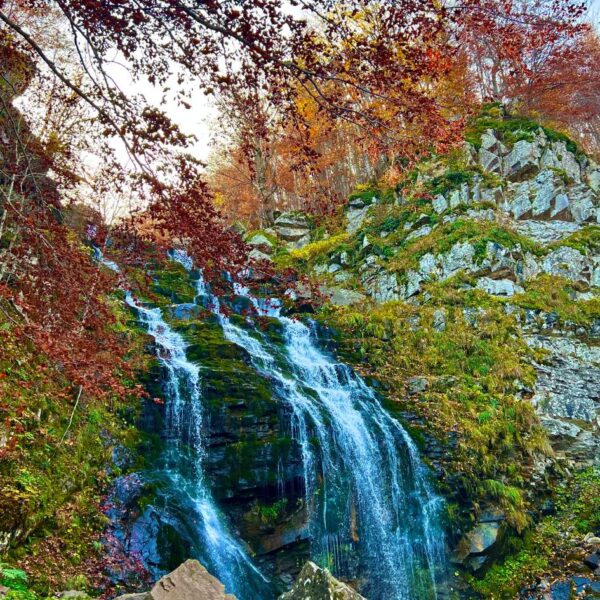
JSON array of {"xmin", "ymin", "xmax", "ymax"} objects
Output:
[
  {"xmin": 452, "ymin": 509, "xmax": 506, "ymax": 573},
  {"xmin": 279, "ymin": 562, "xmax": 366, "ymax": 600}
]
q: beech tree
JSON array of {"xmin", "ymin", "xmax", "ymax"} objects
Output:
[{"xmin": 0, "ymin": 0, "xmax": 593, "ymax": 399}]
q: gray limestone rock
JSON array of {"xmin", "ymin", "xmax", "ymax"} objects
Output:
[
  {"xmin": 476, "ymin": 277, "xmax": 523, "ymax": 296},
  {"xmin": 503, "ymin": 140, "xmax": 541, "ymax": 181},
  {"xmin": 528, "ymin": 335, "xmax": 600, "ymax": 423},
  {"xmin": 323, "ymin": 287, "xmax": 367, "ymax": 307},
  {"xmin": 542, "ymin": 246, "xmax": 591, "ymax": 283},
  {"xmin": 588, "ymin": 169, "xmax": 600, "ymax": 193},
  {"xmin": 246, "ymin": 233, "xmax": 274, "ymax": 254},
  {"xmin": 405, "ymin": 224, "xmax": 432, "ymax": 242},
  {"xmin": 568, "ymin": 185, "xmax": 596, "ymax": 223},
  {"xmin": 419, "ymin": 253, "xmax": 438, "ymax": 278},
  {"xmin": 440, "ymin": 242, "xmax": 475, "ymax": 279},
  {"xmin": 510, "ymin": 184, "xmax": 533, "ymax": 219},
  {"xmin": 433, "ymin": 309, "xmax": 446, "ymax": 332},
  {"xmin": 248, "ymin": 249, "xmax": 273, "ymax": 262},
  {"xmin": 513, "ymin": 220, "xmax": 580, "ymax": 244},
  {"xmin": 432, "ymin": 194, "xmax": 448, "ymax": 214},
  {"xmin": 366, "ymin": 271, "xmax": 400, "ymax": 303},
  {"xmin": 479, "ymin": 147, "xmax": 502, "ymax": 174},
  {"xmin": 273, "ymin": 212, "xmax": 311, "ymax": 249},
  {"xmin": 149, "ymin": 560, "xmax": 237, "ymax": 600},
  {"xmin": 402, "ymin": 270, "xmax": 422, "ymax": 299},
  {"xmin": 346, "ymin": 206, "xmax": 370, "ymax": 234}
]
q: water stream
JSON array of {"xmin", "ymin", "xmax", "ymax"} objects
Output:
[
  {"xmin": 115, "ymin": 249, "xmax": 446, "ymax": 599},
  {"xmin": 122, "ymin": 293, "xmax": 272, "ymax": 599},
  {"xmin": 210, "ymin": 280, "xmax": 447, "ymax": 600}
]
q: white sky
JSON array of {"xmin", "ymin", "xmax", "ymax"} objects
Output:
[{"xmin": 107, "ymin": 60, "xmax": 220, "ymax": 163}]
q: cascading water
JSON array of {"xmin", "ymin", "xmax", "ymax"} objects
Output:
[
  {"xmin": 121, "ymin": 292, "xmax": 272, "ymax": 599},
  {"xmin": 183, "ymin": 265, "xmax": 447, "ymax": 600}
]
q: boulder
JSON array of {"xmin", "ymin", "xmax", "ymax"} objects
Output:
[
  {"xmin": 452, "ymin": 521, "xmax": 503, "ymax": 572},
  {"xmin": 583, "ymin": 553, "xmax": 600, "ymax": 571},
  {"xmin": 364, "ymin": 271, "xmax": 399, "ymax": 303},
  {"xmin": 449, "ymin": 189, "xmax": 462, "ymax": 209},
  {"xmin": 481, "ymin": 129, "xmax": 507, "ymax": 155},
  {"xmin": 440, "ymin": 242, "xmax": 475, "ymax": 279},
  {"xmin": 503, "ymin": 140, "xmax": 541, "ymax": 181},
  {"xmin": 513, "ymin": 220, "xmax": 580, "ymax": 244},
  {"xmin": 419, "ymin": 253, "xmax": 438, "ymax": 278},
  {"xmin": 273, "ymin": 213, "xmax": 311, "ymax": 249},
  {"xmin": 407, "ymin": 376, "xmax": 428, "ymax": 394},
  {"xmin": 323, "ymin": 287, "xmax": 367, "ymax": 307},
  {"xmin": 346, "ymin": 206, "xmax": 370, "ymax": 234},
  {"xmin": 149, "ymin": 559, "xmax": 237, "ymax": 600},
  {"xmin": 279, "ymin": 561, "xmax": 365, "ymax": 600},
  {"xmin": 531, "ymin": 170, "xmax": 558, "ymax": 216},
  {"xmin": 551, "ymin": 192, "xmax": 570, "ymax": 218},
  {"xmin": 402, "ymin": 270, "xmax": 422, "ymax": 299},
  {"xmin": 247, "ymin": 233, "xmax": 275, "ymax": 254},
  {"xmin": 405, "ymin": 224, "xmax": 432, "ymax": 242},
  {"xmin": 509, "ymin": 183, "xmax": 533, "ymax": 219},
  {"xmin": 541, "ymin": 141, "xmax": 581, "ymax": 182},
  {"xmin": 588, "ymin": 169, "xmax": 600, "ymax": 193},
  {"xmin": 432, "ymin": 194, "xmax": 448, "ymax": 214},
  {"xmin": 248, "ymin": 249, "xmax": 273, "ymax": 263},
  {"xmin": 476, "ymin": 277, "xmax": 523, "ymax": 296},
  {"xmin": 433, "ymin": 309, "xmax": 446, "ymax": 332},
  {"xmin": 568, "ymin": 185, "xmax": 596, "ymax": 223},
  {"xmin": 479, "ymin": 147, "xmax": 502, "ymax": 174}
]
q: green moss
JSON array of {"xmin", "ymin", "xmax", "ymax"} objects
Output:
[
  {"xmin": 512, "ymin": 274, "xmax": 600, "ymax": 327},
  {"xmin": 246, "ymin": 499, "xmax": 288, "ymax": 526},
  {"xmin": 288, "ymin": 233, "xmax": 351, "ymax": 265},
  {"xmin": 427, "ymin": 169, "xmax": 474, "ymax": 197},
  {"xmin": 349, "ymin": 182, "xmax": 395, "ymax": 205},
  {"xmin": 550, "ymin": 225, "xmax": 600, "ymax": 256},
  {"xmin": 151, "ymin": 262, "xmax": 196, "ymax": 306},
  {"xmin": 388, "ymin": 219, "xmax": 543, "ymax": 275},
  {"xmin": 0, "ymin": 293, "xmax": 149, "ymax": 595},
  {"xmin": 245, "ymin": 229, "xmax": 279, "ymax": 247},
  {"xmin": 465, "ymin": 104, "xmax": 582, "ymax": 157}
]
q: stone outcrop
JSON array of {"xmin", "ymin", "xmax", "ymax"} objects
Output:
[
  {"xmin": 114, "ymin": 560, "xmax": 237, "ymax": 600},
  {"xmin": 527, "ymin": 335, "xmax": 600, "ymax": 466},
  {"xmin": 273, "ymin": 213, "xmax": 311, "ymax": 249},
  {"xmin": 278, "ymin": 562, "xmax": 365, "ymax": 600}
]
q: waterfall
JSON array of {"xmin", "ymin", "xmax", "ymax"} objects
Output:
[
  {"xmin": 183, "ymin": 263, "xmax": 447, "ymax": 600},
  {"xmin": 113, "ymin": 247, "xmax": 447, "ymax": 600},
  {"xmin": 122, "ymin": 292, "xmax": 272, "ymax": 600}
]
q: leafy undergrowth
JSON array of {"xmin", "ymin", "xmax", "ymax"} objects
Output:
[
  {"xmin": 470, "ymin": 467, "xmax": 600, "ymax": 599},
  {"xmin": 511, "ymin": 274, "xmax": 600, "ymax": 327},
  {"xmin": 0, "ymin": 295, "xmax": 151, "ymax": 596}
]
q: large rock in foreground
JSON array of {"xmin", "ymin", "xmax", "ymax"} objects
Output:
[
  {"xmin": 114, "ymin": 560, "xmax": 237, "ymax": 600},
  {"xmin": 279, "ymin": 562, "xmax": 365, "ymax": 600}
]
